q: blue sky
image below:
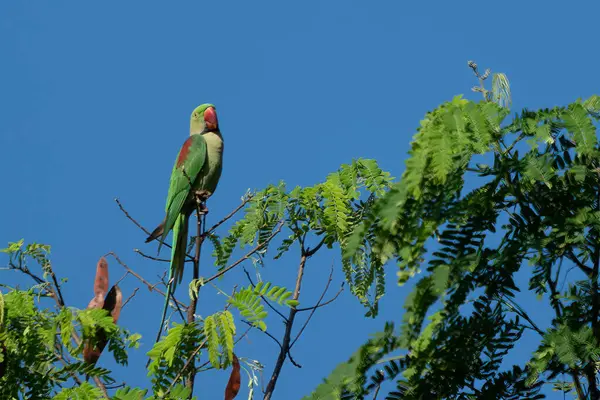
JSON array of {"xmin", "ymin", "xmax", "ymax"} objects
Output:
[{"xmin": 2, "ymin": 0, "xmax": 600, "ymax": 398}]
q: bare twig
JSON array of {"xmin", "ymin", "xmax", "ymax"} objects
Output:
[
  {"xmin": 205, "ymin": 195, "xmax": 252, "ymax": 235},
  {"xmin": 134, "ymin": 249, "xmax": 172, "ymax": 263},
  {"xmin": 8, "ymin": 263, "xmax": 44, "ymax": 285},
  {"xmin": 468, "ymin": 60, "xmax": 490, "ymax": 101},
  {"xmin": 305, "ymin": 237, "xmax": 326, "ymax": 257},
  {"xmin": 115, "ymin": 198, "xmax": 154, "ymax": 239},
  {"xmin": 106, "ymin": 252, "xmax": 187, "ymax": 308},
  {"xmin": 264, "ymin": 253, "xmax": 307, "ymax": 400},
  {"xmin": 235, "ymin": 326, "xmax": 253, "ymax": 345},
  {"xmin": 290, "ymin": 265, "xmax": 336, "ymax": 349},
  {"xmin": 105, "ymin": 382, "xmax": 127, "ymax": 390},
  {"xmin": 93, "ymin": 377, "xmax": 110, "ymax": 398},
  {"xmin": 48, "ymin": 265, "xmax": 66, "ymax": 306},
  {"xmin": 203, "ymin": 221, "xmax": 284, "ymax": 285},
  {"xmin": 186, "ymin": 193, "xmax": 207, "ymax": 395},
  {"xmin": 121, "ymin": 288, "xmax": 139, "ymax": 309},
  {"xmin": 243, "ymin": 268, "xmax": 288, "ymax": 322},
  {"xmin": 242, "ymin": 320, "xmax": 282, "ymax": 348},
  {"xmin": 115, "ymin": 198, "xmax": 199, "ymax": 261},
  {"xmin": 114, "ymin": 271, "xmax": 129, "ymax": 287},
  {"xmin": 115, "ymin": 198, "xmax": 193, "ymax": 261},
  {"xmin": 187, "ymin": 214, "xmax": 206, "ymax": 323},
  {"xmin": 157, "ymin": 273, "xmax": 187, "ymax": 322},
  {"xmin": 296, "ymin": 284, "xmax": 344, "ymax": 312},
  {"xmin": 496, "ymin": 295, "xmax": 544, "ymax": 336},
  {"xmin": 287, "ymin": 352, "xmax": 302, "ymax": 368},
  {"xmin": 372, "ymin": 384, "xmax": 381, "ymax": 400},
  {"xmin": 566, "ymin": 249, "xmax": 594, "ymax": 277}
]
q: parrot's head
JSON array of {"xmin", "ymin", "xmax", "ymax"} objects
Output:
[{"xmin": 190, "ymin": 103, "xmax": 219, "ymax": 134}]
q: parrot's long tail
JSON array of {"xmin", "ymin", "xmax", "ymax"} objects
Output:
[{"xmin": 149, "ymin": 213, "xmax": 189, "ymax": 365}]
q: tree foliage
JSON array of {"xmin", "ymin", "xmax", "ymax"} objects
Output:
[
  {"xmin": 307, "ymin": 66, "xmax": 600, "ymax": 398},
  {"xmin": 0, "ymin": 151, "xmax": 392, "ymax": 398}
]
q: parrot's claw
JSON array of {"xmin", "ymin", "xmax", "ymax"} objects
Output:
[
  {"xmin": 194, "ymin": 190, "xmax": 210, "ymax": 215},
  {"xmin": 195, "ymin": 190, "xmax": 210, "ymax": 201},
  {"xmin": 198, "ymin": 204, "xmax": 209, "ymax": 215}
]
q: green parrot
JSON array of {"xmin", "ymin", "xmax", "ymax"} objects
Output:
[{"xmin": 146, "ymin": 103, "xmax": 224, "ymax": 342}]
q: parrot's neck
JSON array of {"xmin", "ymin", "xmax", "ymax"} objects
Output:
[{"xmin": 202, "ymin": 130, "xmax": 224, "ymax": 154}]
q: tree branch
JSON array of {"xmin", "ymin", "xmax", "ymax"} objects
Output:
[
  {"xmin": 305, "ymin": 237, "xmax": 326, "ymax": 258},
  {"xmin": 115, "ymin": 198, "xmax": 157, "ymax": 241},
  {"xmin": 264, "ymin": 252, "xmax": 307, "ymax": 400},
  {"xmin": 495, "ymin": 295, "xmax": 544, "ymax": 336},
  {"xmin": 186, "ymin": 195, "xmax": 207, "ymax": 395},
  {"xmin": 295, "ymin": 284, "xmax": 343, "ymax": 312},
  {"xmin": 205, "ymin": 195, "xmax": 252, "ymax": 235},
  {"xmin": 121, "ymin": 287, "xmax": 139, "ymax": 309},
  {"xmin": 115, "ymin": 198, "xmax": 193, "ymax": 261},
  {"xmin": 566, "ymin": 250, "xmax": 594, "ymax": 277},
  {"xmin": 241, "ymin": 320, "xmax": 282, "ymax": 348},
  {"xmin": 106, "ymin": 252, "xmax": 187, "ymax": 308},
  {"xmin": 290, "ymin": 264, "xmax": 335, "ymax": 349},
  {"xmin": 48, "ymin": 265, "xmax": 66, "ymax": 306},
  {"xmin": 134, "ymin": 249, "xmax": 172, "ymax": 263}
]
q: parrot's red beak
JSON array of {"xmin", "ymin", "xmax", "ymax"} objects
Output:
[{"xmin": 204, "ymin": 107, "xmax": 218, "ymax": 130}]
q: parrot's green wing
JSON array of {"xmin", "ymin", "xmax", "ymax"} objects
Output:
[
  {"xmin": 159, "ymin": 134, "xmax": 208, "ymax": 248},
  {"xmin": 150, "ymin": 134, "xmax": 208, "ymax": 358}
]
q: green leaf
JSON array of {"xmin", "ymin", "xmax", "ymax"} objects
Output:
[{"xmin": 563, "ymin": 103, "xmax": 597, "ymax": 156}]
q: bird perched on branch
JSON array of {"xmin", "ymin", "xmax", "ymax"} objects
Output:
[{"xmin": 146, "ymin": 103, "xmax": 224, "ymax": 342}]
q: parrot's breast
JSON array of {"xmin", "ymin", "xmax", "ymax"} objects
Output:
[{"xmin": 197, "ymin": 131, "xmax": 224, "ymax": 195}]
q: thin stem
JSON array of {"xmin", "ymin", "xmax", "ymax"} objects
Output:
[
  {"xmin": 241, "ymin": 320, "xmax": 282, "ymax": 348},
  {"xmin": 115, "ymin": 198, "xmax": 193, "ymax": 261},
  {"xmin": 264, "ymin": 253, "xmax": 307, "ymax": 400},
  {"xmin": 106, "ymin": 252, "xmax": 187, "ymax": 308},
  {"xmin": 186, "ymin": 201, "xmax": 206, "ymax": 395},
  {"xmin": 48, "ymin": 266, "xmax": 66, "ymax": 306},
  {"xmin": 496, "ymin": 295, "xmax": 543, "ymax": 336},
  {"xmin": 134, "ymin": 249, "xmax": 171, "ymax": 263},
  {"xmin": 121, "ymin": 287, "xmax": 139, "ymax": 309},
  {"xmin": 566, "ymin": 250, "xmax": 593, "ymax": 277},
  {"xmin": 295, "ymin": 284, "xmax": 343, "ymax": 312},
  {"xmin": 290, "ymin": 264, "xmax": 334, "ymax": 349},
  {"xmin": 305, "ymin": 237, "xmax": 326, "ymax": 257},
  {"xmin": 115, "ymin": 198, "xmax": 154, "ymax": 237},
  {"xmin": 372, "ymin": 384, "xmax": 381, "ymax": 400},
  {"xmin": 205, "ymin": 195, "xmax": 252, "ymax": 235}
]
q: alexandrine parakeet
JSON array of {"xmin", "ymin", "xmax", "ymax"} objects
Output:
[{"xmin": 146, "ymin": 103, "xmax": 224, "ymax": 341}]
